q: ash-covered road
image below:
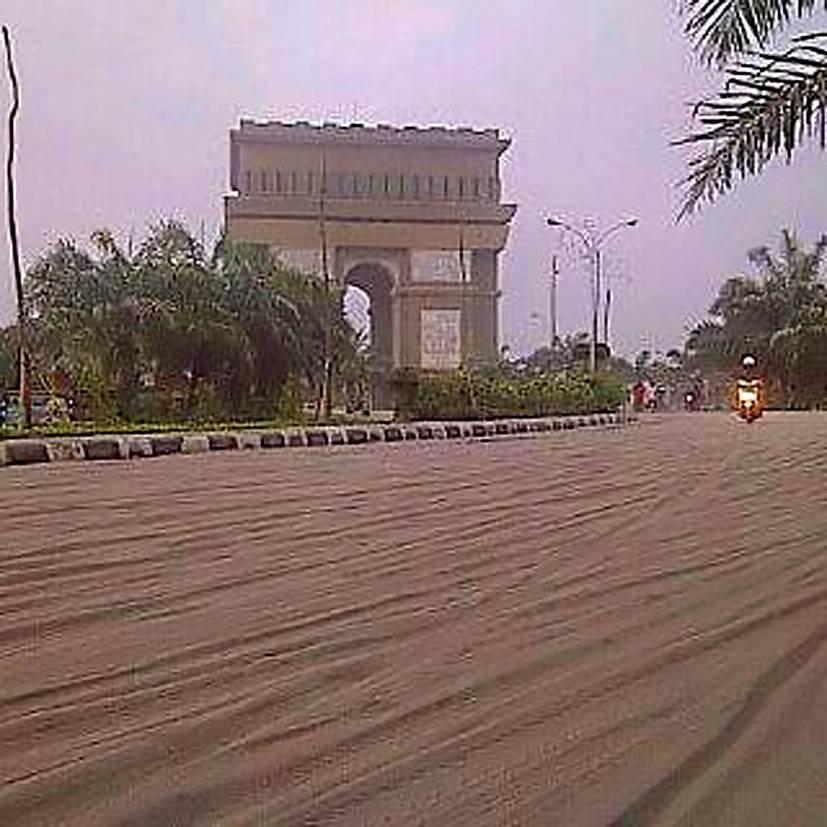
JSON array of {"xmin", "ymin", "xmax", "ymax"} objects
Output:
[{"xmin": 1, "ymin": 413, "xmax": 825, "ymax": 826}]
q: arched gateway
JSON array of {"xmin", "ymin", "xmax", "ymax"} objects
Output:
[{"xmin": 224, "ymin": 120, "xmax": 517, "ymax": 407}]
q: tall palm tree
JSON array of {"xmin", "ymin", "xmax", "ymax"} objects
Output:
[
  {"xmin": 677, "ymin": 0, "xmax": 827, "ymax": 218},
  {"xmin": 748, "ymin": 230, "xmax": 827, "ymax": 332},
  {"xmin": 687, "ymin": 229, "xmax": 827, "ymax": 403}
]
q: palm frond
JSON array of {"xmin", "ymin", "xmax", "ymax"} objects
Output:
[
  {"xmin": 675, "ymin": 34, "xmax": 827, "ymax": 219},
  {"xmin": 682, "ymin": 0, "xmax": 826, "ymax": 66}
]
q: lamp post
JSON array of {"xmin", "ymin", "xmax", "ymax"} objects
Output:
[
  {"xmin": 550, "ymin": 254, "xmax": 559, "ymax": 352},
  {"xmin": 546, "ymin": 215, "xmax": 637, "ymax": 373}
]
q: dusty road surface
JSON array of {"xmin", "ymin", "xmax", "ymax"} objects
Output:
[{"xmin": 1, "ymin": 413, "xmax": 826, "ymax": 826}]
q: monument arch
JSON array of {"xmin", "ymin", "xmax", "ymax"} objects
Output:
[{"xmin": 224, "ymin": 119, "xmax": 517, "ymax": 406}]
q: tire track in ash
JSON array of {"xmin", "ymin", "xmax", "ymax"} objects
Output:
[
  {"xmin": 610, "ymin": 619, "xmax": 827, "ymax": 826},
  {"xmin": 1, "ymin": 414, "xmax": 826, "ymax": 826}
]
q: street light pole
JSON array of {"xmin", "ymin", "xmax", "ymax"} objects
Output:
[
  {"xmin": 603, "ymin": 275, "xmax": 612, "ymax": 347},
  {"xmin": 546, "ymin": 216, "xmax": 637, "ymax": 373},
  {"xmin": 592, "ymin": 247, "xmax": 601, "ymax": 374},
  {"xmin": 550, "ymin": 254, "xmax": 559, "ymax": 351}
]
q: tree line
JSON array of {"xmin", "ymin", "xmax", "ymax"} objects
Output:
[
  {"xmin": 512, "ymin": 229, "xmax": 827, "ymax": 410},
  {"xmin": 2, "ymin": 222, "xmax": 824, "ymax": 423},
  {"xmin": 687, "ymin": 230, "xmax": 827, "ymax": 406},
  {"xmin": 0, "ymin": 221, "xmax": 368, "ymax": 423}
]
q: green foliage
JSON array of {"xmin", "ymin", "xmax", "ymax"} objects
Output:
[
  {"xmin": 686, "ymin": 229, "xmax": 827, "ymax": 406},
  {"xmin": 0, "ymin": 328, "xmax": 16, "ymax": 393},
  {"xmin": 501, "ymin": 333, "xmax": 628, "ymax": 378},
  {"xmin": 394, "ymin": 368, "xmax": 625, "ymax": 421},
  {"xmin": 4, "ymin": 220, "xmax": 366, "ymax": 426},
  {"xmin": 678, "ymin": 1, "xmax": 827, "ymax": 217},
  {"xmin": 682, "ymin": 1, "xmax": 826, "ymax": 67}
]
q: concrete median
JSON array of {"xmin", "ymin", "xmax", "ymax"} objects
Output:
[
  {"xmin": 182, "ymin": 435, "xmax": 210, "ymax": 454},
  {"xmin": 260, "ymin": 432, "xmax": 286, "ymax": 449},
  {"xmin": 345, "ymin": 428, "xmax": 369, "ymax": 445},
  {"xmin": 305, "ymin": 430, "xmax": 330, "ymax": 447},
  {"xmin": 149, "ymin": 435, "xmax": 183, "ymax": 457},
  {"xmin": 1, "ymin": 440, "xmax": 51, "ymax": 466},
  {"xmin": 82, "ymin": 438, "xmax": 126, "ymax": 461},
  {"xmin": 2, "ymin": 411, "xmax": 629, "ymax": 469},
  {"xmin": 207, "ymin": 434, "xmax": 239, "ymax": 451},
  {"xmin": 128, "ymin": 437, "xmax": 153, "ymax": 458}
]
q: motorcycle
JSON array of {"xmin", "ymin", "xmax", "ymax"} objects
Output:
[{"xmin": 734, "ymin": 379, "xmax": 764, "ymax": 423}]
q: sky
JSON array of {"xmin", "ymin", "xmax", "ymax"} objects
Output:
[{"xmin": 1, "ymin": 0, "xmax": 826, "ymax": 359}]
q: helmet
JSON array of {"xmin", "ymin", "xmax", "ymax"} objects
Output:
[{"xmin": 742, "ymin": 355, "xmax": 756, "ymax": 368}]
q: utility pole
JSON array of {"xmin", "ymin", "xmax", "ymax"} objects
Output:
[
  {"xmin": 602, "ymin": 274, "xmax": 612, "ymax": 348},
  {"xmin": 3, "ymin": 26, "xmax": 30, "ymax": 428},
  {"xmin": 319, "ymin": 153, "xmax": 333, "ymax": 420},
  {"xmin": 546, "ymin": 216, "xmax": 637, "ymax": 374},
  {"xmin": 458, "ymin": 207, "xmax": 469, "ymax": 367},
  {"xmin": 549, "ymin": 254, "xmax": 559, "ymax": 351},
  {"xmin": 592, "ymin": 247, "xmax": 601, "ymax": 373}
]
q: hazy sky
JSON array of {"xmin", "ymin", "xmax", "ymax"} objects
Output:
[{"xmin": 2, "ymin": 0, "xmax": 826, "ymax": 358}]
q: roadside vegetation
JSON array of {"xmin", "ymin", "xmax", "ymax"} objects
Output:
[
  {"xmin": 4, "ymin": 220, "xmax": 824, "ymax": 435},
  {"xmin": 0, "ymin": 221, "xmax": 635, "ymax": 436},
  {"xmin": 392, "ymin": 368, "xmax": 625, "ymax": 422},
  {"xmin": 0, "ymin": 221, "xmax": 370, "ymax": 435},
  {"xmin": 686, "ymin": 230, "xmax": 827, "ymax": 407}
]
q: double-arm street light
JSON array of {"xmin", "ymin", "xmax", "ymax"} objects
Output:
[{"xmin": 545, "ymin": 216, "xmax": 638, "ymax": 373}]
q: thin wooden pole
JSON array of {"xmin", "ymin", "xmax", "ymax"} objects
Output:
[{"xmin": 2, "ymin": 25, "xmax": 30, "ymax": 427}]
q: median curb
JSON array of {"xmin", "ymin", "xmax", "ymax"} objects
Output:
[{"xmin": 0, "ymin": 412, "xmax": 636, "ymax": 468}]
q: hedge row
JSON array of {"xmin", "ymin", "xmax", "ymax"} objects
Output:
[{"xmin": 393, "ymin": 369, "xmax": 626, "ymax": 421}]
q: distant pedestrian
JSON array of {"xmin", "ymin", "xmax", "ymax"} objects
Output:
[{"xmin": 632, "ymin": 380, "xmax": 646, "ymax": 412}]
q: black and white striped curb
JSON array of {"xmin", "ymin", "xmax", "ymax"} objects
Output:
[{"xmin": 0, "ymin": 412, "xmax": 635, "ymax": 467}]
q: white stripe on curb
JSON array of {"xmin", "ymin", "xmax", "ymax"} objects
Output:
[{"xmin": 182, "ymin": 435, "xmax": 210, "ymax": 454}]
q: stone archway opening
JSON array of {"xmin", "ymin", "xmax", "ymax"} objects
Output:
[
  {"xmin": 343, "ymin": 284, "xmax": 371, "ymax": 347},
  {"xmin": 343, "ymin": 262, "xmax": 395, "ymax": 410},
  {"xmin": 341, "ymin": 283, "xmax": 370, "ymax": 414}
]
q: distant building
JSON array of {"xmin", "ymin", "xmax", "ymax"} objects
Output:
[{"xmin": 224, "ymin": 119, "xmax": 517, "ymax": 404}]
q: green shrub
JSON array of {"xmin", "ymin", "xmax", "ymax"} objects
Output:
[{"xmin": 395, "ymin": 368, "xmax": 625, "ymax": 421}]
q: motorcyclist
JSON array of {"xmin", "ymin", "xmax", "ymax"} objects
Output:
[
  {"xmin": 684, "ymin": 388, "xmax": 698, "ymax": 411},
  {"xmin": 686, "ymin": 373, "xmax": 704, "ymax": 411},
  {"xmin": 732, "ymin": 354, "xmax": 765, "ymax": 418},
  {"xmin": 740, "ymin": 354, "xmax": 758, "ymax": 380}
]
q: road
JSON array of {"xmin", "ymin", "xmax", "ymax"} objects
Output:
[{"xmin": 1, "ymin": 413, "xmax": 826, "ymax": 826}]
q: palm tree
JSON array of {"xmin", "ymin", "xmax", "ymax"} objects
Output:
[
  {"xmin": 10, "ymin": 219, "xmax": 379, "ymax": 424},
  {"xmin": 26, "ymin": 235, "xmax": 141, "ymax": 419},
  {"xmin": 687, "ymin": 229, "xmax": 827, "ymax": 404},
  {"xmin": 748, "ymin": 229, "xmax": 827, "ymax": 327},
  {"xmin": 677, "ymin": 1, "xmax": 827, "ymax": 218},
  {"xmin": 213, "ymin": 236, "xmax": 302, "ymax": 410}
]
